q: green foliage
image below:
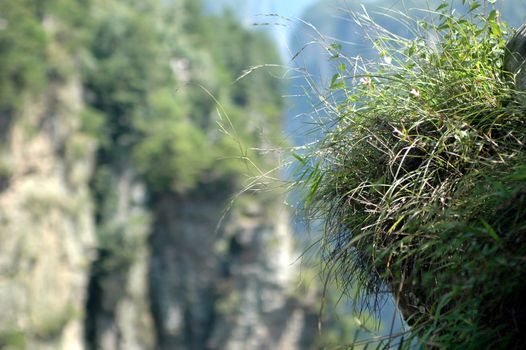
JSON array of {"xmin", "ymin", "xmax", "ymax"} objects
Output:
[
  {"xmin": 79, "ymin": 107, "xmax": 105, "ymax": 142},
  {"xmin": 0, "ymin": 0, "xmax": 47, "ymax": 113},
  {"xmin": 130, "ymin": 86, "xmax": 253, "ymax": 193},
  {"xmin": 0, "ymin": 329, "xmax": 26, "ymax": 349},
  {"xmin": 133, "ymin": 110, "xmax": 213, "ymax": 192},
  {"xmin": 0, "ymin": 0, "xmax": 92, "ymax": 116},
  {"xmin": 296, "ymin": 1, "xmax": 526, "ymax": 348},
  {"xmin": 84, "ymin": 0, "xmax": 164, "ymax": 150},
  {"xmin": 82, "ymin": 0, "xmax": 284, "ymax": 196}
]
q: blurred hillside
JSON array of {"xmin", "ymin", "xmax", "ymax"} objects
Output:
[{"xmin": 0, "ymin": 0, "xmax": 322, "ymax": 349}]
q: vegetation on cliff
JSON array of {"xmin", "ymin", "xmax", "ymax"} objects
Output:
[
  {"xmin": 0, "ymin": 0, "xmax": 283, "ymax": 194},
  {"xmin": 82, "ymin": 1, "xmax": 294, "ymax": 348},
  {"xmin": 83, "ymin": 0, "xmax": 284, "ymax": 197},
  {"xmin": 1, "ymin": 0, "xmax": 292, "ymax": 348},
  {"xmin": 295, "ymin": 1, "xmax": 526, "ymax": 347}
]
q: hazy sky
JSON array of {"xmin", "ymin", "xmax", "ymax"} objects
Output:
[
  {"xmin": 207, "ymin": 0, "xmax": 319, "ymax": 58},
  {"xmin": 208, "ymin": 0, "xmax": 318, "ymax": 19},
  {"xmin": 263, "ymin": 0, "xmax": 319, "ymax": 58},
  {"xmin": 269, "ymin": 0, "xmax": 319, "ymax": 18}
]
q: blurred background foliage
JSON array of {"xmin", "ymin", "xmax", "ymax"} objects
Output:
[
  {"xmin": 0, "ymin": 0, "xmax": 283, "ymax": 194},
  {"xmin": 81, "ymin": 0, "xmax": 284, "ymax": 195}
]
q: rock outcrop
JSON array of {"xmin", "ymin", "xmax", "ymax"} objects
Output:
[
  {"xmin": 0, "ymin": 68, "xmax": 316, "ymax": 350},
  {"xmin": 0, "ymin": 3, "xmax": 319, "ymax": 350},
  {"xmin": 85, "ymin": 167, "xmax": 155, "ymax": 350},
  {"xmin": 0, "ymin": 65, "xmax": 96, "ymax": 350},
  {"xmin": 150, "ymin": 192, "xmax": 317, "ymax": 350}
]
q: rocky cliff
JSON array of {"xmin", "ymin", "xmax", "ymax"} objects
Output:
[
  {"xmin": 0, "ymin": 41, "xmax": 96, "ymax": 350},
  {"xmin": 0, "ymin": 97, "xmax": 317, "ymax": 350},
  {"xmin": 0, "ymin": 2, "xmax": 319, "ymax": 349},
  {"xmin": 85, "ymin": 166, "xmax": 155, "ymax": 350},
  {"xmin": 150, "ymin": 191, "xmax": 317, "ymax": 350}
]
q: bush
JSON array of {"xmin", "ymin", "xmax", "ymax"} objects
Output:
[
  {"xmin": 82, "ymin": 0, "xmax": 284, "ymax": 196},
  {"xmin": 133, "ymin": 119, "xmax": 213, "ymax": 193},
  {"xmin": 0, "ymin": 0, "xmax": 47, "ymax": 114},
  {"xmin": 295, "ymin": 1, "xmax": 526, "ymax": 348}
]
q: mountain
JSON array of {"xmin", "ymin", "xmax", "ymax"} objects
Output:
[{"xmin": 0, "ymin": 1, "xmax": 320, "ymax": 349}]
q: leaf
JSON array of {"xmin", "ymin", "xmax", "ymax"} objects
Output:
[
  {"xmin": 305, "ymin": 164, "xmax": 323, "ymax": 207},
  {"xmin": 490, "ymin": 21, "xmax": 502, "ymax": 36},
  {"xmin": 330, "ymin": 73, "xmax": 339, "ymax": 89},
  {"xmin": 292, "ymin": 152, "xmax": 306, "ymax": 165},
  {"xmin": 330, "ymin": 73, "xmax": 345, "ymax": 90},
  {"xmin": 408, "ymin": 44, "xmax": 415, "ymax": 57},
  {"xmin": 436, "ymin": 3, "xmax": 448, "ymax": 11},
  {"xmin": 480, "ymin": 219, "xmax": 500, "ymax": 242},
  {"xmin": 469, "ymin": 2, "xmax": 480, "ymax": 12},
  {"xmin": 488, "ymin": 9, "xmax": 497, "ymax": 22},
  {"xmin": 388, "ymin": 214, "xmax": 406, "ymax": 234}
]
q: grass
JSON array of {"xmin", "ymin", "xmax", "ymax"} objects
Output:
[{"xmin": 293, "ymin": 1, "xmax": 526, "ymax": 348}]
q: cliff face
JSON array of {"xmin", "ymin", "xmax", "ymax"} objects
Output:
[
  {"xmin": 0, "ymin": 67, "xmax": 96, "ymax": 349},
  {"xmin": 85, "ymin": 167, "xmax": 155, "ymax": 350},
  {"xmin": 209, "ymin": 201, "xmax": 317, "ymax": 350},
  {"xmin": 150, "ymin": 192, "xmax": 317, "ymax": 350},
  {"xmin": 0, "ymin": 76, "xmax": 317, "ymax": 350},
  {"xmin": 0, "ymin": 1, "xmax": 319, "ymax": 349}
]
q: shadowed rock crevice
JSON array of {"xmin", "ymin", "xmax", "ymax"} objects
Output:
[{"xmin": 148, "ymin": 192, "xmax": 318, "ymax": 350}]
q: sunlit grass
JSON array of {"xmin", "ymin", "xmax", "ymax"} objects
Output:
[{"xmin": 293, "ymin": 1, "xmax": 526, "ymax": 348}]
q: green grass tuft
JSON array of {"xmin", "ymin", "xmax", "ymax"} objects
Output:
[{"xmin": 295, "ymin": 1, "xmax": 526, "ymax": 348}]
